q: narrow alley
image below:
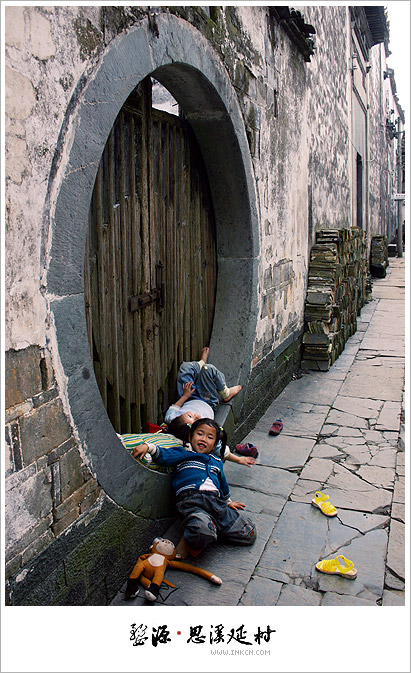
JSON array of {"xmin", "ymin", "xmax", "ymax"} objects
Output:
[{"xmin": 112, "ymin": 258, "xmax": 405, "ymax": 607}]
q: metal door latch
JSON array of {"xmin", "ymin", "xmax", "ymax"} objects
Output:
[{"xmin": 129, "ymin": 261, "xmax": 165, "ymax": 312}]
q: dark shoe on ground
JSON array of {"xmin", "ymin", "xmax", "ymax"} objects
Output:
[
  {"xmin": 235, "ymin": 443, "xmax": 258, "ymax": 458},
  {"xmin": 269, "ymin": 419, "xmax": 283, "ymax": 436}
]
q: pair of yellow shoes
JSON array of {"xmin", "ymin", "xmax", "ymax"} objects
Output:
[{"xmin": 312, "ymin": 491, "xmax": 358, "ymax": 579}]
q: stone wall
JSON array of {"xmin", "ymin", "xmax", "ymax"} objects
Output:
[
  {"xmin": 368, "ymin": 44, "xmax": 388, "ymax": 240},
  {"xmin": 367, "ymin": 41, "xmax": 403, "ymax": 246},
  {"xmin": 301, "ymin": 228, "xmax": 369, "ymax": 371},
  {"xmin": 5, "ymin": 6, "xmax": 395, "ymax": 604},
  {"xmin": 305, "ymin": 6, "xmax": 351, "ymax": 233},
  {"xmin": 5, "ymin": 5, "xmax": 355, "ymax": 366},
  {"xmin": 4, "ymin": 343, "xmax": 175, "ymax": 605}
]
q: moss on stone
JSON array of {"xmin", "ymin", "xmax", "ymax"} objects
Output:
[
  {"xmin": 74, "ymin": 17, "xmax": 103, "ymax": 61},
  {"xmin": 209, "ymin": 7, "xmax": 221, "ymax": 24},
  {"xmin": 225, "ymin": 7, "xmax": 242, "ymax": 37},
  {"xmin": 234, "ymin": 61, "xmax": 250, "ymax": 94},
  {"xmin": 247, "ymin": 104, "xmax": 256, "ymax": 129}
]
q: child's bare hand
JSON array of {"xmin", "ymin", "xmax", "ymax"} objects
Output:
[
  {"xmin": 132, "ymin": 443, "xmax": 149, "ymax": 459},
  {"xmin": 227, "ymin": 451, "xmax": 256, "ymax": 466},
  {"xmin": 238, "ymin": 456, "xmax": 256, "ymax": 467},
  {"xmin": 228, "ymin": 501, "xmax": 246, "ymax": 511},
  {"xmin": 182, "ymin": 381, "xmax": 195, "ymax": 397}
]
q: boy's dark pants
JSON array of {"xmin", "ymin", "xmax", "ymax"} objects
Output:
[{"xmin": 176, "ymin": 490, "xmax": 257, "ymax": 552}]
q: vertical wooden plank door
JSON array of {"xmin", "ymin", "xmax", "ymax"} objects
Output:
[{"xmin": 84, "ymin": 78, "xmax": 217, "ymax": 433}]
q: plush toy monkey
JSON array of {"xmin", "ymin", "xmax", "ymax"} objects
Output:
[{"xmin": 125, "ymin": 538, "xmax": 222, "ymax": 601}]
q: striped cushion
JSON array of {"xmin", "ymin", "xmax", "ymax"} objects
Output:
[{"xmin": 119, "ymin": 432, "xmax": 182, "ymax": 473}]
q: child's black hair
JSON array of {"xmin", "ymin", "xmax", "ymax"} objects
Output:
[
  {"xmin": 166, "ymin": 416, "xmax": 191, "ymax": 445},
  {"xmin": 189, "ymin": 418, "xmax": 227, "ymax": 459}
]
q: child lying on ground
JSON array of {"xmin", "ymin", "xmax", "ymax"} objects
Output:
[
  {"xmin": 132, "ymin": 418, "xmax": 257, "ymax": 556},
  {"xmin": 165, "ymin": 347, "xmax": 240, "ymax": 425},
  {"xmin": 164, "ymin": 347, "xmax": 254, "ymax": 466},
  {"xmin": 119, "ymin": 421, "xmax": 255, "ymax": 468}
]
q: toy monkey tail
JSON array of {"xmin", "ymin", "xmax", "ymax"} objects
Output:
[{"xmin": 139, "ymin": 575, "xmax": 176, "ymax": 590}]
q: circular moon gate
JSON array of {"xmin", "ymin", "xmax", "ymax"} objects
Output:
[{"xmin": 47, "ymin": 15, "xmax": 259, "ymax": 515}]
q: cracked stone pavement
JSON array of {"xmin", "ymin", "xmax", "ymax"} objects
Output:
[{"xmin": 111, "ymin": 258, "xmax": 405, "ymax": 607}]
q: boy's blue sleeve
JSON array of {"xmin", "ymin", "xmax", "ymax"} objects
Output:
[
  {"xmin": 217, "ymin": 462, "xmax": 230, "ymax": 500},
  {"xmin": 151, "ymin": 444, "xmax": 191, "ymax": 466}
]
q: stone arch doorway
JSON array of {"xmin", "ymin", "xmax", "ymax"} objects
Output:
[{"xmin": 46, "ymin": 14, "xmax": 259, "ymax": 516}]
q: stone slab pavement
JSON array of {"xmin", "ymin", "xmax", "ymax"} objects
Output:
[{"xmin": 111, "ymin": 259, "xmax": 405, "ymax": 607}]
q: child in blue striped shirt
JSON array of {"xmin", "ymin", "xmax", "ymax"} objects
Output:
[{"xmin": 133, "ymin": 418, "xmax": 256, "ymax": 556}]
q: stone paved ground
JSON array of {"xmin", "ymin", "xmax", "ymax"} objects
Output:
[{"xmin": 111, "ymin": 258, "xmax": 405, "ymax": 607}]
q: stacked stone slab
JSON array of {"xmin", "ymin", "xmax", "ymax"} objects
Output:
[
  {"xmin": 302, "ymin": 228, "xmax": 370, "ymax": 370},
  {"xmin": 370, "ymin": 234, "xmax": 389, "ymax": 277}
]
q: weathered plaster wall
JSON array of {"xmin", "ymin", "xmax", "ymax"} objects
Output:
[
  {"xmin": 368, "ymin": 42, "xmax": 402, "ymax": 244},
  {"xmin": 233, "ymin": 6, "xmax": 354, "ymax": 434},
  {"xmin": 247, "ymin": 8, "xmax": 309, "ymax": 364},
  {"xmin": 4, "ymin": 5, "xmax": 174, "ymax": 605},
  {"xmin": 6, "ymin": 5, "xmax": 103, "ymax": 350},
  {"xmin": 368, "ymin": 43, "xmax": 387, "ymax": 239},
  {"xmin": 5, "ymin": 5, "xmax": 395, "ymax": 605},
  {"xmin": 384, "ymin": 78, "xmax": 403, "ymax": 243},
  {"xmin": 305, "ymin": 6, "xmax": 351, "ymax": 232},
  {"xmin": 4, "ymin": 5, "xmax": 356, "ymax": 365}
]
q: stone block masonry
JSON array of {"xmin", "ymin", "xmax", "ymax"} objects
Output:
[
  {"xmin": 19, "ymin": 398, "xmax": 71, "ymax": 465},
  {"xmin": 4, "ymin": 343, "xmax": 170, "ymax": 605},
  {"xmin": 302, "ymin": 228, "xmax": 371, "ymax": 370},
  {"xmin": 370, "ymin": 234, "xmax": 389, "ymax": 278},
  {"xmin": 7, "ymin": 496, "xmax": 175, "ymax": 606},
  {"xmin": 5, "ymin": 346, "xmax": 43, "ymax": 408},
  {"xmin": 5, "ymin": 345, "xmax": 96, "ymax": 587}
]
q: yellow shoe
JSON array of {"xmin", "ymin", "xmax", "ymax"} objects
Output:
[
  {"xmin": 316, "ymin": 555, "xmax": 357, "ymax": 579},
  {"xmin": 311, "ymin": 491, "xmax": 338, "ymax": 517}
]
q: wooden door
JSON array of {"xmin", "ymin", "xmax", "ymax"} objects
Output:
[{"xmin": 84, "ymin": 78, "xmax": 217, "ymax": 433}]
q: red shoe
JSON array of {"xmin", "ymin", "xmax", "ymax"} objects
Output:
[
  {"xmin": 269, "ymin": 419, "xmax": 283, "ymax": 436},
  {"xmin": 235, "ymin": 443, "xmax": 258, "ymax": 458}
]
